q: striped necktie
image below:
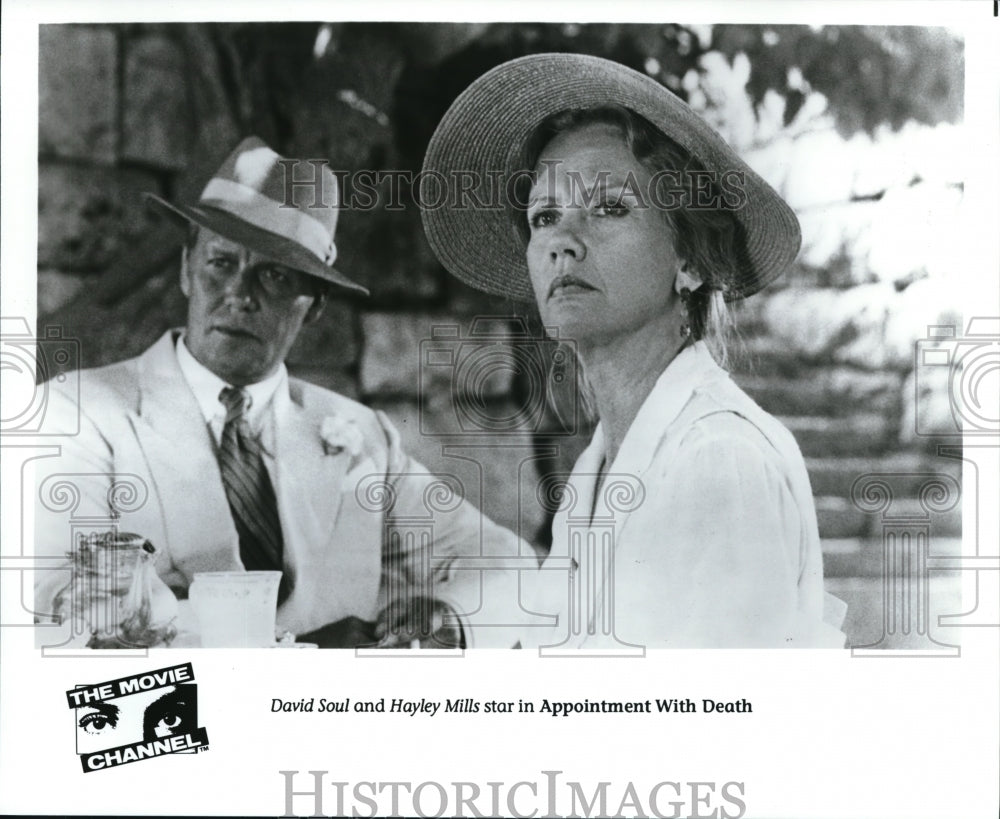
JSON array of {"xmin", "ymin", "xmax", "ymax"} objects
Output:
[{"xmin": 218, "ymin": 386, "xmax": 289, "ymax": 604}]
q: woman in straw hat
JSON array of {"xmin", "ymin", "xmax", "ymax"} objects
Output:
[{"xmin": 421, "ymin": 53, "xmax": 846, "ymax": 648}]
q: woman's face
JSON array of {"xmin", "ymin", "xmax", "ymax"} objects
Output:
[{"xmin": 525, "ymin": 123, "xmax": 682, "ymax": 345}]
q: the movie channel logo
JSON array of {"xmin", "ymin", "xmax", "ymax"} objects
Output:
[{"xmin": 66, "ymin": 662, "xmax": 209, "ymax": 772}]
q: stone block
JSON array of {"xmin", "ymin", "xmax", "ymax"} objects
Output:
[
  {"xmin": 361, "ymin": 312, "xmax": 438, "ymax": 398},
  {"xmin": 371, "ymin": 398, "xmax": 547, "ymax": 546},
  {"xmin": 38, "ymin": 164, "xmax": 164, "ymax": 273},
  {"xmin": 116, "ymin": 269, "xmax": 189, "ymax": 363},
  {"xmin": 286, "ymin": 298, "xmax": 359, "ymax": 374},
  {"xmin": 333, "ymin": 187, "xmax": 442, "ymax": 304},
  {"xmin": 123, "ymin": 34, "xmax": 192, "ymax": 169},
  {"xmin": 361, "ymin": 313, "xmax": 518, "ymax": 399},
  {"xmin": 39, "ymin": 26, "xmax": 118, "ymax": 162},
  {"xmin": 44, "ymin": 266, "xmax": 187, "ymax": 370},
  {"xmin": 37, "ymin": 270, "xmax": 87, "ymax": 316},
  {"xmin": 285, "ymin": 366, "xmax": 358, "ymax": 400}
]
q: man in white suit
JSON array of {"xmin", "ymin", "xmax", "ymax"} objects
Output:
[{"xmin": 34, "ymin": 137, "xmax": 523, "ymax": 648}]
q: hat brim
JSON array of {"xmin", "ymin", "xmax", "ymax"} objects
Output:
[
  {"xmin": 420, "ymin": 53, "xmax": 801, "ymax": 302},
  {"xmin": 145, "ymin": 193, "xmax": 370, "ymax": 297}
]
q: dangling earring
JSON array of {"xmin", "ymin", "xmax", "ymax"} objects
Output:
[
  {"xmin": 675, "ymin": 264, "xmax": 701, "ymax": 340},
  {"xmin": 679, "ymin": 287, "xmax": 693, "ymax": 338}
]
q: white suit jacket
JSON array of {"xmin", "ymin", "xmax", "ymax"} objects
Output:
[
  {"xmin": 33, "ymin": 330, "xmax": 524, "ymax": 644},
  {"xmin": 521, "ymin": 342, "xmax": 847, "ymax": 650}
]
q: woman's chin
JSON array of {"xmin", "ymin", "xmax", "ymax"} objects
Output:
[{"xmin": 540, "ymin": 301, "xmax": 608, "ymax": 339}]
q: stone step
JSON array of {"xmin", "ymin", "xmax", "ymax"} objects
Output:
[
  {"xmin": 816, "ymin": 497, "xmax": 869, "ymax": 539},
  {"xmin": 821, "ymin": 536, "xmax": 963, "ymax": 578},
  {"xmin": 817, "ymin": 491, "xmax": 962, "ymax": 542},
  {"xmin": 781, "ymin": 414, "xmax": 897, "ymax": 457},
  {"xmin": 733, "ymin": 368, "xmax": 902, "ymax": 418},
  {"xmin": 805, "ymin": 453, "xmax": 963, "ymax": 497}
]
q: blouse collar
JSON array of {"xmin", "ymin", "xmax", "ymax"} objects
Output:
[{"xmin": 589, "ymin": 340, "xmax": 726, "ymax": 481}]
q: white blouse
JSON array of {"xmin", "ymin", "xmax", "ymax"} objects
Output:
[{"xmin": 521, "ymin": 341, "xmax": 847, "ymax": 651}]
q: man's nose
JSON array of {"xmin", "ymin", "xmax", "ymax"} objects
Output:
[{"xmin": 222, "ymin": 265, "xmax": 259, "ymax": 309}]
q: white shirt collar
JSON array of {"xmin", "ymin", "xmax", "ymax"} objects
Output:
[
  {"xmin": 595, "ymin": 340, "xmax": 724, "ymax": 477},
  {"xmin": 175, "ymin": 334, "xmax": 287, "ymax": 433}
]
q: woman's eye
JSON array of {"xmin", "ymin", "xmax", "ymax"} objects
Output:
[
  {"xmin": 78, "ymin": 713, "xmax": 115, "ymax": 734},
  {"xmin": 596, "ymin": 199, "xmax": 629, "ymax": 217},
  {"xmin": 528, "ymin": 209, "xmax": 558, "ymax": 229}
]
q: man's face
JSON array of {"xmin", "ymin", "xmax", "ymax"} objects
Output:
[{"xmin": 180, "ymin": 228, "xmax": 325, "ymax": 386}]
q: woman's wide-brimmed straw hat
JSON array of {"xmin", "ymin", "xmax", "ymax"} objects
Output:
[
  {"xmin": 420, "ymin": 53, "xmax": 801, "ymax": 301},
  {"xmin": 147, "ymin": 136, "xmax": 368, "ymax": 296}
]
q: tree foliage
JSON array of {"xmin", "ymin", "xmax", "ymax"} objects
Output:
[{"xmin": 709, "ymin": 25, "xmax": 962, "ymax": 134}]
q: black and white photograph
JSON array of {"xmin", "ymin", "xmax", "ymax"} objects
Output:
[{"xmin": 1, "ymin": 2, "xmax": 997, "ymax": 817}]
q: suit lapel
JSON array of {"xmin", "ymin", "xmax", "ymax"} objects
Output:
[
  {"xmin": 126, "ymin": 334, "xmax": 364, "ymax": 627},
  {"xmin": 271, "ymin": 382, "xmax": 348, "ymax": 552},
  {"xmin": 129, "ymin": 332, "xmax": 242, "ymax": 576}
]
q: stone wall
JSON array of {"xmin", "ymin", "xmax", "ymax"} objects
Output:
[{"xmin": 37, "ymin": 23, "xmax": 967, "ymax": 648}]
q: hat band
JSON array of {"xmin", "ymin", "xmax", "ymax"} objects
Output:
[{"xmin": 199, "ymin": 178, "xmax": 337, "ymax": 265}]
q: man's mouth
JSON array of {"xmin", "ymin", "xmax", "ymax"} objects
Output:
[
  {"xmin": 211, "ymin": 325, "xmax": 261, "ymax": 341},
  {"xmin": 548, "ymin": 274, "xmax": 597, "ymax": 299}
]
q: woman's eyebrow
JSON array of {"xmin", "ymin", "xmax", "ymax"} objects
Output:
[{"xmin": 526, "ymin": 194, "xmax": 557, "ymax": 209}]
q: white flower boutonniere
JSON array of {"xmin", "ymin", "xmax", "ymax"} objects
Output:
[{"xmin": 320, "ymin": 415, "xmax": 364, "ymax": 458}]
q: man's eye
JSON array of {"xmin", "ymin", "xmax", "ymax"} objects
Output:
[
  {"xmin": 78, "ymin": 713, "xmax": 115, "ymax": 734},
  {"xmin": 207, "ymin": 257, "xmax": 235, "ymax": 271},
  {"xmin": 528, "ymin": 209, "xmax": 558, "ymax": 230},
  {"xmin": 260, "ymin": 268, "xmax": 290, "ymax": 285}
]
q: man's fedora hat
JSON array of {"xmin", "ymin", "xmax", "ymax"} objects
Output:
[
  {"xmin": 147, "ymin": 136, "xmax": 369, "ymax": 296},
  {"xmin": 420, "ymin": 53, "xmax": 801, "ymax": 301}
]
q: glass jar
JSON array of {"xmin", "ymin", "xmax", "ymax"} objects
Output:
[{"xmin": 53, "ymin": 531, "xmax": 179, "ymax": 648}]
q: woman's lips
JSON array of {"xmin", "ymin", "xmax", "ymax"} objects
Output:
[{"xmin": 548, "ymin": 275, "xmax": 597, "ymax": 299}]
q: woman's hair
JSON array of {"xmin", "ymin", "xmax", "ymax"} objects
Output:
[{"xmin": 512, "ymin": 104, "xmax": 746, "ymax": 368}]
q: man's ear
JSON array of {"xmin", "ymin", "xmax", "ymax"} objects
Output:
[
  {"xmin": 304, "ymin": 290, "xmax": 327, "ymax": 324},
  {"xmin": 179, "ymin": 249, "xmax": 192, "ymax": 297}
]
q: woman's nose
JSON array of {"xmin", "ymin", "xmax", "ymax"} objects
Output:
[{"xmin": 548, "ymin": 221, "xmax": 587, "ymax": 263}]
